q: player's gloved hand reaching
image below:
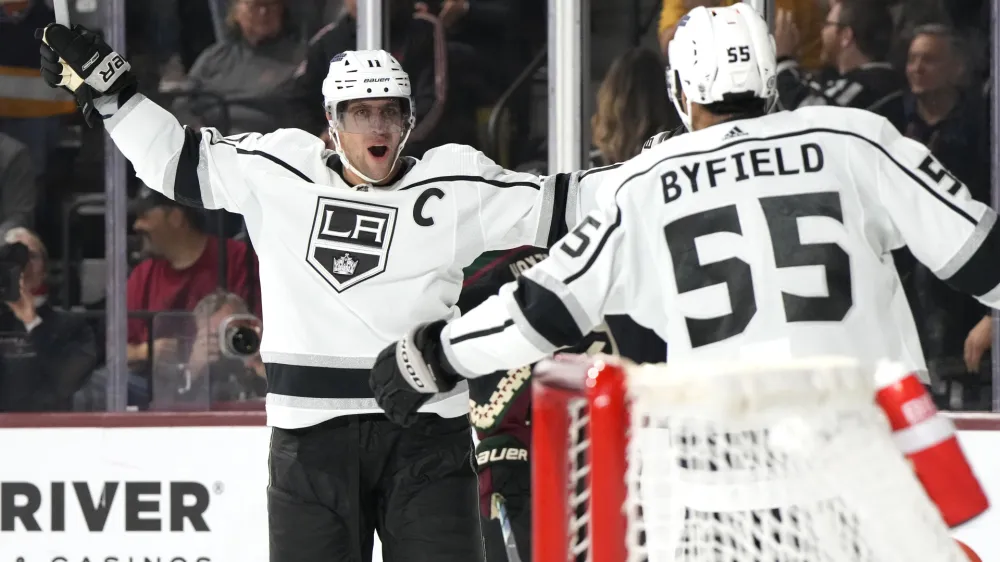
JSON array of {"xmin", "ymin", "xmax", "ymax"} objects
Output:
[
  {"xmin": 37, "ymin": 23, "xmax": 136, "ymax": 127},
  {"xmin": 475, "ymin": 434, "xmax": 530, "ymax": 528},
  {"xmin": 369, "ymin": 320, "xmax": 463, "ymax": 426}
]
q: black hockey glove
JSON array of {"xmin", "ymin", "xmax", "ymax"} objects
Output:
[
  {"xmin": 476, "ymin": 434, "xmax": 530, "ymax": 522},
  {"xmin": 369, "ymin": 320, "xmax": 463, "ymax": 427},
  {"xmin": 37, "ymin": 23, "xmax": 137, "ymax": 127}
]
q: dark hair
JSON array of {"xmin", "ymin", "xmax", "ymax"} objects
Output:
[
  {"xmin": 838, "ymin": 0, "xmax": 894, "ymax": 61},
  {"xmin": 911, "ymin": 23, "xmax": 964, "ymax": 58},
  {"xmin": 702, "ymin": 93, "xmax": 769, "ymax": 118},
  {"xmin": 592, "ymin": 48, "xmax": 675, "ymax": 164},
  {"xmin": 164, "ymin": 205, "xmax": 207, "ymax": 233},
  {"xmin": 226, "ymin": 0, "xmax": 293, "ymax": 39},
  {"xmin": 668, "ymin": 70, "xmax": 768, "ymax": 121}
]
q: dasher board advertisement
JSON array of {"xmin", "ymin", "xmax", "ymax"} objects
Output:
[
  {"xmin": 0, "ymin": 423, "xmax": 993, "ymax": 561},
  {"xmin": 0, "ymin": 426, "xmax": 271, "ymax": 562}
]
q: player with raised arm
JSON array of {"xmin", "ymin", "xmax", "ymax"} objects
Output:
[
  {"xmin": 37, "ymin": 23, "xmax": 620, "ymax": 562},
  {"xmin": 369, "ymin": 4, "xmax": 1000, "ymax": 430}
]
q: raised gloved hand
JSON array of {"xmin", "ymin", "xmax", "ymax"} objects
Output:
[
  {"xmin": 37, "ymin": 23, "xmax": 136, "ymax": 126},
  {"xmin": 369, "ymin": 320, "xmax": 463, "ymax": 426}
]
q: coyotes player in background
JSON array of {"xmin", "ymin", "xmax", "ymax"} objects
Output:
[
  {"xmin": 460, "ymin": 246, "xmax": 665, "ymax": 561},
  {"xmin": 370, "ymin": 4, "xmax": 1000, "ymax": 433}
]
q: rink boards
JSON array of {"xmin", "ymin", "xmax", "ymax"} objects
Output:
[{"xmin": 0, "ymin": 412, "xmax": 993, "ymax": 562}]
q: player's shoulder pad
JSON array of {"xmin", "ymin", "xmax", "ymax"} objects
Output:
[
  {"xmin": 249, "ymin": 127, "xmax": 327, "ymax": 162},
  {"xmin": 791, "ymin": 104, "xmax": 889, "ymax": 140},
  {"xmin": 414, "ymin": 143, "xmax": 531, "ymax": 185},
  {"xmin": 641, "ymin": 126, "xmax": 685, "ymax": 153},
  {"xmin": 588, "ymin": 133, "xmax": 691, "ymax": 209},
  {"xmin": 420, "ymin": 143, "xmax": 492, "ymax": 166}
]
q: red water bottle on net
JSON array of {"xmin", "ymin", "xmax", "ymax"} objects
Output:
[{"xmin": 874, "ymin": 361, "xmax": 989, "ymax": 527}]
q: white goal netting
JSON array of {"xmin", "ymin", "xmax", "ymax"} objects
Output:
[{"xmin": 546, "ymin": 356, "xmax": 970, "ymax": 562}]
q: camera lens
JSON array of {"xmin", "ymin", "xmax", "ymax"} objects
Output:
[{"xmin": 226, "ymin": 326, "xmax": 260, "ymax": 356}]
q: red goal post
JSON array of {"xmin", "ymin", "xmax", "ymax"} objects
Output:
[{"xmin": 533, "ymin": 354, "xmax": 629, "ymax": 562}]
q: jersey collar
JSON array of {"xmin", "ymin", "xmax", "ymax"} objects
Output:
[{"xmin": 324, "ymin": 153, "xmax": 416, "ymax": 191}]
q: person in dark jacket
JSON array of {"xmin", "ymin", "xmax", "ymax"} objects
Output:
[
  {"xmin": 774, "ymin": 0, "xmax": 906, "ymax": 130},
  {"xmin": 899, "ymin": 24, "xmax": 992, "ymax": 409},
  {"xmin": 0, "ymin": 227, "xmax": 96, "ymax": 412},
  {"xmin": 172, "ymin": 0, "xmax": 307, "ymax": 134},
  {"xmin": 0, "ymin": 132, "xmax": 37, "ymax": 235}
]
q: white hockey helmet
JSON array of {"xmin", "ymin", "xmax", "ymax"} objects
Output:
[
  {"xmin": 666, "ymin": 4, "xmax": 777, "ymax": 131},
  {"xmin": 321, "ymin": 49, "xmax": 416, "ymax": 185}
]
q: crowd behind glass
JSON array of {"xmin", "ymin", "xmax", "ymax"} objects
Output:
[{"xmin": 0, "ymin": 0, "xmax": 993, "ymax": 412}]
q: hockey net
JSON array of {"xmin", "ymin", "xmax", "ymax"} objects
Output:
[{"xmin": 532, "ymin": 354, "xmax": 969, "ymax": 562}]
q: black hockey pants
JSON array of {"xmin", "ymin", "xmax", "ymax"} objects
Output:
[{"xmin": 268, "ymin": 413, "xmax": 485, "ymax": 562}]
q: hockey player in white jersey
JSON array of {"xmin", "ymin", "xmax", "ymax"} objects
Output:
[
  {"xmin": 38, "ymin": 23, "xmax": 619, "ymax": 562},
  {"xmin": 369, "ymin": 4, "xmax": 1000, "ymax": 427}
]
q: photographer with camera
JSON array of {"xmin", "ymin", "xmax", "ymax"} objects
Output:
[
  {"xmin": 0, "ymin": 228, "xmax": 96, "ymax": 412},
  {"xmin": 159, "ymin": 289, "xmax": 265, "ymax": 407}
]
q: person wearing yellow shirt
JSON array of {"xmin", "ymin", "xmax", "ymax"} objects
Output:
[{"xmin": 657, "ymin": 0, "xmax": 824, "ymax": 71}]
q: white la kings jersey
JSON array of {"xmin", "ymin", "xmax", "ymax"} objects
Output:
[
  {"xmin": 441, "ymin": 106, "xmax": 1000, "ymax": 377},
  {"xmin": 104, "ymin": 94, "xmax": 615, "ymax": 428}
]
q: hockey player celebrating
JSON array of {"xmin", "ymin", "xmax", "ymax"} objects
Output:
[
  {"xmin": 38, "ymin": 24, "xmax": 620, "ymax": 562},
  {"xmin": 369, "ymin": 4, "xmax": 1000, "ymax": 428}
]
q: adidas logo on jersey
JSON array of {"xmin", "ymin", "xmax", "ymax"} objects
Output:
[{"xmin": 724, "ymin": 126, "xmax": 748, "ymax": 140}]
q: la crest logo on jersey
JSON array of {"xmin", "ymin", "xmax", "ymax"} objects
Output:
[{"xmin": 306, "ymin": 197, "xmax": 397, "ymax": 292}]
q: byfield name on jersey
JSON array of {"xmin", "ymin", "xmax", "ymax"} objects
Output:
[
  {"xmin": 439, "ymin": 106, "xmax": 1000, "ymax": 381},
  {"xmin": 661, "ymin": 141, "xmax": 824, "ymax": 204}
]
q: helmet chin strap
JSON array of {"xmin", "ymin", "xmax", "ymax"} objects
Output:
[
  {"xmin": 667, "ymin": 69, "xmax": 694, "ymax": 132},
  {"xmin": 328, "ymin": 124, "xmax": 412, "ymax": 187}
]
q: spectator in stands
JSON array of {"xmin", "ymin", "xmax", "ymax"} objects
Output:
[
  {"xmin": 0, "ymin": 132, "xmax": 37, "ymax": 234},
  {"xmin": 0, "ymin": 227, "xmax": 96, "ymax": 412},
  {"xmin": 126, "ymin": 184, "xmax": 260, "ymax": 371},
  {"xmin": 896, "ymin": 25, "xmax": 992, "ymax": 407},
  {"xmin": 295, "ymin": 0, "xmax": 479, "ymax": 153},
  {"xmin": 904, "ymin": 25, "xmax": 987, "ymax": 200},
  {"xmin": 774, "ymin": 0, "xmax": 906, "ymax": 130},
  {"xmin": 173, "ymin": 0, "xmax": 307, "ymax": 133},
  {"xmin": 657, "ymin": 0, "xmax": 823, "ymax": 70},
  {"xmin": 186, "ymin": 290, "xmax": 265, "ymax": 403},
  {"xmin": 591, "ymin": 47, "xmax": 676, "ymax": 166}
]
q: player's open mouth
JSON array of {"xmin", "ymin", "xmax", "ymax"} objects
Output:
[{"xmin": 368, "ymin": 145, "xmax": 389, "ymax": 159}]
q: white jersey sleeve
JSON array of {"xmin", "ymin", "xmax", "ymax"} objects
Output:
[
  {"xmin": 872, "ymin": 118, "xmax": 1000, "ymax": 307},
  {"xmin": 441, "ymin": 174, "xmax": 635, "ymax": 376},
  {"xmin": 103, "ymin": 93, "xmax": 312, "ymax": 213},
  {"xmin": 454, "ymin": 145, "xmax": 619, "ymax": 250}
]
